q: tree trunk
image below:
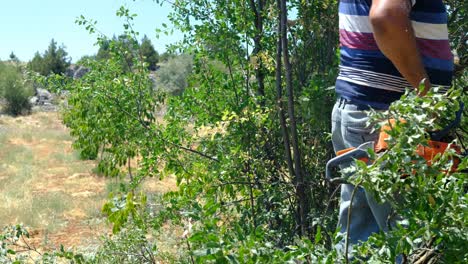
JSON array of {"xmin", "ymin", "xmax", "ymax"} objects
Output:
[
  {"xmin": 249, "ymin": 0, "xmax": 266, "ymax": 105},
  {"xmin": 275, "ymin": 0, "xmax": 295, "ymax": 193},
  {"xmin": 280, "ymin": 0, "xmax": 310, "ymax": 236}
]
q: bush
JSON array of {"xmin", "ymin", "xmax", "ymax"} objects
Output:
[
  {"xmin": 0, "ymin": 62, "xmax": 33, "ymax": 116},
  {"xmin": 91, "ymin": 226, "xmax": 158, "ymax": 263},
  {"xmin": 155, "ymin": 54, "xmax": 193, "ymax": 95}
]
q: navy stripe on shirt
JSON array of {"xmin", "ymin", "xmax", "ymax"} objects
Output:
[
  {"xmin": 335, "ymin": 79, "xmax": 403, "ymax": 109},
  {"xmin": 412, "ymin": 1, "xmax": 447, "ymax": 13},
  {"xmin": 340, "ymin": 2, "xmax": 448, "ymax": 23},
  {"xmin": 339, "ymin": 2, "xmax": 369, "ymax": 16},
  {"xmin": 340, "ymin": 0, "xmax": 371, "ymax": 5},
  {"xmin": 411, "ymin": 11, "xmax": 448, "ymax": 24}
]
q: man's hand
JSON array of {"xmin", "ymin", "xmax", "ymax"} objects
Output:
[{"xmin": 370, "ymin": 0, "xmax": 431, "ymax": 95}]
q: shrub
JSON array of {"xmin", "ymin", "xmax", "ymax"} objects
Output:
[
  {"xmin": 91, "ymin": 226, "xmax": 158, "ymax": 263},
  {"xmin": 0, "ymin": 62, "xmax": 33, "ymax": 116},
  {"xmin": 155, "ymin": 54, "xmax": 193, "ymax": 95}
]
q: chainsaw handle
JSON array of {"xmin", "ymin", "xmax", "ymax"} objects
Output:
[
  {"xmin": 429, "ymin": 102, "xmax": 464, "ymax": 141},
  {"xmin": 326, "ymin": 142, "xmax": 374, "ymax": 182}
]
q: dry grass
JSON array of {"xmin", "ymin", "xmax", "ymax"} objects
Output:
[
  {"xmin": 0, "ymin": 111, "xmax": 177, "ymax": 253},
  {"xmin": 0, "ymin": 112, "xmax": 108, "ymax": 250}
]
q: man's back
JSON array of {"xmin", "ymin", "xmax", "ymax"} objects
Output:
[{"xmin": 336, "ymin": 0, "xmax": 453, "ymax": 109}]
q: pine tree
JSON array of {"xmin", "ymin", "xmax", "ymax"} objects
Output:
[
  {"xmin": 140, "ymin": 35, "xmax": 159, "ymax": 70},
  {"xmin": 27, "ymin": 39, "xmax": 70, "ymax": 76},
  {"xmin": 28, "ymin": 52, "xmax": 46, "ymax": 75},
  {"xmin": 9, "ymin": 52, "xmax": 19, "ymax": 63},
  {"xmin": 96, "ymin": 38, "xmax": 111, "ymax": 61},
  {"xmin": 43, "ymin": 39, "xmax": 70, "ymax": 74}
]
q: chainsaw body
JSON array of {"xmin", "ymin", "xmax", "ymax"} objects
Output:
[{"xmin": 326, "ymin": 124, "xmax": 462, "ymax": 183}]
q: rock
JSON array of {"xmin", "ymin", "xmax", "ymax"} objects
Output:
[
  {"xmin": 73, "ymin": 66, "xmax": 89, "ymax": 79},
  {"xmin": 29, "ymin": 96, "xmax": 38, "ymax": 105},
  {"xmin": 36, "ymin": 88, "xmax": 53, "ymax": 105},
  {"xmin": 66, "ymin": 65, "xmax": 89, "ymax": 79},
  {"xmin": 65, "ymin": 65, "xmax": 79, "ymax": 78},
  {"xmin": 30, "ymin": 88, "xmax": 58, "ymax": 111}
]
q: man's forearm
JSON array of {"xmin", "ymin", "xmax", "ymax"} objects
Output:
[{"xmin": 370, "ymin": 0, "xmax": 430, "ymax": 92}]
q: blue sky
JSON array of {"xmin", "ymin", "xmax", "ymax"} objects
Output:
[{"xmin": 0, "ymin": 0, "xmax": 182, "ymax": 62}]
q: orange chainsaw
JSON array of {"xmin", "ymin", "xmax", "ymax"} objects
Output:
[{"xmin": 326, "ymin": 104, "xmax": 465, "ymax": 184}]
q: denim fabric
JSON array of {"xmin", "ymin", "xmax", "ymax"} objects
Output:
[{"xmin": 331, "ymin": 98, "xmax": 393, "ymax": 255}]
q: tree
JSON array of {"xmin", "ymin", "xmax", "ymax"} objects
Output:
[
  {"xmin": 42, "ymin": 39, "xmax": 70, "ymax": 75},
  {"xmin": 96, "ymin": 34, "xmax": 159, "ymax": 71},
  {"xmin": 96, "ymin": 34, "xmax": 139, "ymax": 72},
  {"xmin": 67, "ymin": 0, "xmax": 337, "ymax": 253},
  {"xmin": 27, "ymin": 39, "xmax": 70, "ymax": 76},
  {"xmin": 159, "ymin": 51, "xmax": 173, "ymax": 62},
  {"xmin": 28, "ymin": 52, "xmax": 45, "ymax": 75},
  {"xmin": 96, "ymin": 38, "xmax": 111, "ymax": 61},
  {"xmin": 9, "ymin": 52, "xmax": 19, "ymax": 63},
  {"xmin": 140, "ymin": 35, "xmax": 159, "ymax": 70}
]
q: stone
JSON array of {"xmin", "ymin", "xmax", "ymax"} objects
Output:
[
  {"xmin": 73, "ymin": 66, "xmax": 89, "ymax": 79},
  {"xmin": 36, "ymin": 88, "xmax": 53, "ymax": 104}
]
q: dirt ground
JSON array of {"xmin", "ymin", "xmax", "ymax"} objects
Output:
[{"xmin": 0, "ymin": 111, "xmax": 177, "ymax": 253}]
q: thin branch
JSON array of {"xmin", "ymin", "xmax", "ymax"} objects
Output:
[
  {"xmin": 345, "ymin": 180, "xmax": 363, "ymax": 263},
  {"xmin": 95, "ymin": 90, "xmax": 219, "ymax": 162}
]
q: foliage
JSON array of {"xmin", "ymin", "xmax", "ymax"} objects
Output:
[
  {"xmin": 96, "ymin": 33, "xmax": 159, "ymax": 71},
  {"xmin": 0, "ymin": 62, "xmax": 33, "ymax": 116},
  {"xmin": 96, "ymin": 38, "xmax": 111, "ymax": 61},
  {"xmin": 45, "ymin": 0, "xmax": 339, "ymax": 261},
  {"xmin": 91, "ymin": 225, "xmax": 158, "ymax": 264},
  {"xmin": 445, "ymin": 0, "xmax": 467, "ymax": 77},
  {"xmin": 347, "ymin": 87, "xmax": 467, "ymax": 263},
  {"xmin": 36, "ymin": 1, "xmax": 467, "ymax": 264},
  {"xmin": 159, "ymin": 51, "xmax": 174, "ymax": 63},
  {"xmin": 27, "ymin": 39, "xmax": 71, "ymax": 76},
  {"xmin": 0, "ymin": 225, "xmax": 85, "ymax": 264},
  {"xmin": 155, "ymin": 53, "xmax": 193, "ymax": 95},
  {"xmin": 140, "ymin": 35, "xmax": 160, "ymax": 71},
  {"xmin": 76, "ymin": 55, "xmax": 97, "ymax": 65},
  {"xmin": 9, "ymin": 52, "xmax": 19, "ymax": 63}
]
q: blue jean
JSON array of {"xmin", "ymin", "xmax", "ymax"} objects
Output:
[{"xmin": 331, "ymin": 98, "xmax": 392, "ymax": 254}]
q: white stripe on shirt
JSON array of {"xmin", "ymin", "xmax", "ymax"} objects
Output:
[{"xmin": 339, "ymin": 14, "xmax": 449, "ymax": 40}]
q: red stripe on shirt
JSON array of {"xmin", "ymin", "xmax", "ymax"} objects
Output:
[
  {"xmin": 416, "ymin": 38, "xmax": 453, "ymax": 60},
  {"xmin": 339, "ymin": 29, "xmax": 379, "ymax": 50},
  {"xmin": 340, "ymin": 29, "xmax": 453, "ymax": 61}
]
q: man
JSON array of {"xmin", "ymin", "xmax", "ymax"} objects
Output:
[{"xmin": 332, "ymin": 0, "xmax": 453, "ymax": 255}]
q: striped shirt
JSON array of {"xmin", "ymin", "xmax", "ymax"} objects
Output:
[{"xmin": 336, "ymin": 0, "xmax": 453, "ymax": 109}]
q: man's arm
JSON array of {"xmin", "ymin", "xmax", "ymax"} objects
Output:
[{"xmin": 370, "ymin": 0, "xmax": 430, "ymax": 94}]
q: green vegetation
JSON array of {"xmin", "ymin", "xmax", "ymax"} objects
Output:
[
  {"xmin": 351, "ymin": 88, "xmax": 466, "ymax": 263},
  {"xmin": 8, "ymin": 52, "xmax": 19, "ymax": 63},
  {"xmin": 28, "ymin": 39, "xmax": 71, "ymax": 76},
  {"xmin": 140, "ymin": 35, "xmax": 159, "ymax": 71},
  {"xmin": 96, "ymin": 33, "xmax": 159, "ymax": 71},
  {"xmin": 0, "ymin": 61, "xmax": 33, "ymax": 116},
  {"xmin": 155, "ymin": 53, "xmax": 192, "ymax": 95},
  {"xmin": 446, "ymin": 0, "xmax": 467, "ymax": 76},
  {"xmin": 1, "ymin": 1, "xmax": 466, "ymax": 263}
]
